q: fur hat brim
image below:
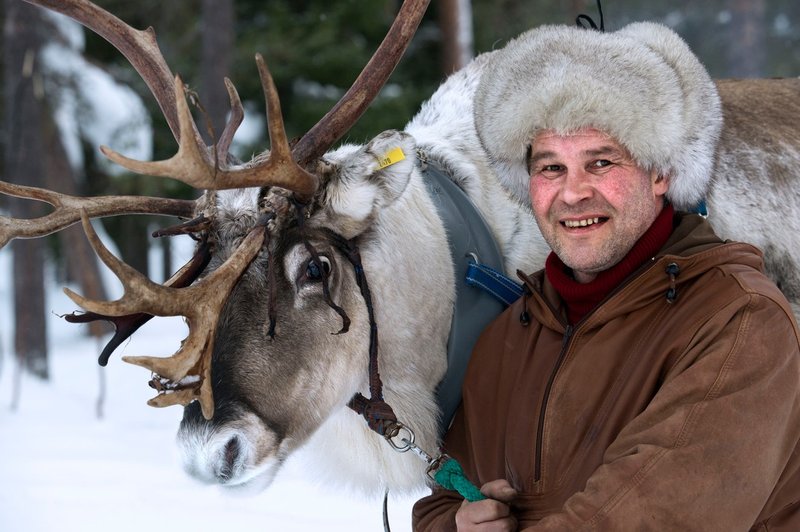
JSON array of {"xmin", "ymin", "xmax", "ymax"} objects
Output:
[{"xmin": 474, "ymin": 22, "xmax": 722, "ymax": 211}]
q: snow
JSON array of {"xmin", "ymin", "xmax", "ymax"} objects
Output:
[
  {"xmin": 39, "ymin": 13, "xmax": 152, "ymax": 176},
  {"xmin": 0, "ymin": 240, "xmax": 424, "ymax": 531}
]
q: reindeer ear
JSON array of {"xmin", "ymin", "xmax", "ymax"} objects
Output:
[
  {"xmin": 320, "ymin": 130, "xmax": 416, "ymax": 238},
  {"xmin": 361, "ymin": 130, "xmax": 416, "ymax": 205}
]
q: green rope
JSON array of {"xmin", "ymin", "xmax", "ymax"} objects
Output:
[{"xmin": 433, "ymin": 458, "xmax": 486, "ymax": 502}]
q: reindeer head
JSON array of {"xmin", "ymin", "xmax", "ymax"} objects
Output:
[
  {"xmin": 3, "ymin": 0, "xmax": 436, "ymax": 492},
  {"xmin": 178, "ymin": 131, "xmax": 424, "ymax": 491}
]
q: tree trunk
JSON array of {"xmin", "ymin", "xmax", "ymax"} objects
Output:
[
  {"xmin": 200, "ymin": 0, "xmax": 234, "ymax": 146},
  {"xmin": 41, "ymin": 97, "xmax": 111, "ymax": 339},
  {"xmin": 727, "ymin": 0, "xmax": 766, "ymax": 78},
  {"xmin": 4, "ymin": 0, "xmax": 49, "ymax": 379},
  {"xmin": 439, "ymin": 0, "xmax": 474, "ymax": 75}
]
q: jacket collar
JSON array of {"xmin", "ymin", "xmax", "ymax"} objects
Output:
[{"xmin": 519, "ymin": 213, "xmax": 765, "ymax": 329}]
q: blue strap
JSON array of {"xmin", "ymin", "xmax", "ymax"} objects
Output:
[
  {"xmin": 465, "ymin": 261, "xmax": 523, "ymax": 307},
  {"xmin": 691, "ymin": 199, "xmax": 708, "ymax": 217}
]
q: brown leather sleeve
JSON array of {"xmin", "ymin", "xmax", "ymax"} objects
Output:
[{"xmin": 412, "ymin": 487, "xmax": 462, "ymax": 532}]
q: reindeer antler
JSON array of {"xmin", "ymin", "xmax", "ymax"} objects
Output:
[
  {"xmin": 100, "ymin": 58, "xmax": 319, "ymax": 202},
  {"xmin": 292, "ymin": 0, "xmax": 431, "ymax": 166},
  {"xmin": 0, "ymin": 180, "xmax": 194, "ymax": 249},
  {"xmin": 65, "ymin": 210, "xmax": 267, "ymax": 419},
  {"xmin": 25, "ymin": 0, "xmax": 430, "ymax": 200},
  {"xmin": 12, "ymin": 0, "xmax": 431, "ymax": 419}
]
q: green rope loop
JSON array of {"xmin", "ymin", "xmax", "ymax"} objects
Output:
[{"xmin": 433, "ymin": 458, "xmax": 485, "ymax": 502}]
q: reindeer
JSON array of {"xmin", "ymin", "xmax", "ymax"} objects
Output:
[{"xmin": 2, "ymin": 0, "xmax": 799, "ymax": 502}]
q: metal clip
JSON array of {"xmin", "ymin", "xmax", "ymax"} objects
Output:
[
  {"xmin": 383, "ymin": 421, "xmax": 448, "ymax": 481},
  {"xmin": 425, "ymin": 454, "xmax": 452, "ymax": 482}
]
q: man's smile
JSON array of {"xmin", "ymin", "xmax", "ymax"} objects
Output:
[{"xmin": 561, "ymin": 217, "xmax": 607, "ymax": 229}]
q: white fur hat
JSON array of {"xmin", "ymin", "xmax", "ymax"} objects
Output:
[{"xmin": 474, "ymin": 22, "xmax": 722, "ymax": 211}]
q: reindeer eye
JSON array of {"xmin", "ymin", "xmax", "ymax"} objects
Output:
[{"xmin": 305, "ymin": 256, "xmax": 331, "ymax": 281}]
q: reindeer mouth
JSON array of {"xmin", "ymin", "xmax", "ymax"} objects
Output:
[
  {"xmin": 218, "ymin": 459, "xmax": 283, "ymax": 495},
  {"xmin": 215, "ymin": 439, "xmax": 285, "ymax": 494},
  {"xmin": 178, "ymin": 410, "xmax": 287, "ymax": 493},
  {"xmin": 180, "ymin": 433, "xmax": 284, "ymax": 493}
]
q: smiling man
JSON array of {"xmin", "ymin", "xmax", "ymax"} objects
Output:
[
  {"xmin": 528, "ymin": 129, "xmax": 667, "ymax": 285},
  {"xmin": 413, "ymin": 22, "xmax": 800, "ymax": 531}
]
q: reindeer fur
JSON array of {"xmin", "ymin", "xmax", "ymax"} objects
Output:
[{"xmin": 177, "ymin": 51, "xmax": 800, "ymax": 495}]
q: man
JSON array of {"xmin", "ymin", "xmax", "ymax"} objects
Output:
[{"xmin": 413, "ymin": 22, "xmax": 800, "ymax": 531}]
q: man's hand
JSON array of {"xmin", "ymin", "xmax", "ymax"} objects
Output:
[{"xmin": 455, "ymin": 479, "xmax": 518, "ymax": 531}]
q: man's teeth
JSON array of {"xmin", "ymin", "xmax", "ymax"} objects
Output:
[{"xmin": 564, "ymin": 217, "xmax": 601, "ymax": 228}]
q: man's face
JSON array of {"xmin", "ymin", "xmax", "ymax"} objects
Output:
[{"xmin": 528, "ymin": 128, "xmax": 668, "ymax": 283}]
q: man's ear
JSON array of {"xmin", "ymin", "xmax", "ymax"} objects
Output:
[
  {"xmin": 317, "ymin": 130, "xmax": 417, "ymax": 238},
  {"xmin": 653, "ymin": 171, "xmax": 670, "ymax": 196}
]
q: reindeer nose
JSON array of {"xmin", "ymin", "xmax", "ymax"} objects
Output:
[{"xmin": 216, "ymin": 436, "xmax": 241, "ymax": 482}]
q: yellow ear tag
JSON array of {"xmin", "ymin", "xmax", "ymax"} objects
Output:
[{"xmin": 376, "ymin": 147, "xmax": 406, "ymax": 170}]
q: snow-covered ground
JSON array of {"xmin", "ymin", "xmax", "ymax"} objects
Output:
[{"xmin": 0, "ymin": 237, "xmax": 424, "ymax": 532}]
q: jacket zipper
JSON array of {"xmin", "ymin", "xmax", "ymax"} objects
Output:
[
  {"xmin": 529, "ymin": 258, "xmax": 666, "ymax": 483},
  {"xmin": 534, "ymin": 323, "xmax": 574, "ymax": 482}
]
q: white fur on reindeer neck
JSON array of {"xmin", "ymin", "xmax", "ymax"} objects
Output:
[{"xmin": 474, "ymin": 22, "xmax": 722, "ymax": 211}]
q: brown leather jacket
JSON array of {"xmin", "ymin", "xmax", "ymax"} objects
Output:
[{"xmin": 413, "ymin": 214, "xmax": 800, "ymax": 531}]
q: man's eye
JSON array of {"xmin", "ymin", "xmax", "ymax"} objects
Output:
[
  {"xmin": 534, "ymin": 164, "xmax": 564, "ymax": 176},
  {"xmin": 592, "ymin": 159, "xmax": 612, "ymax": 168}
]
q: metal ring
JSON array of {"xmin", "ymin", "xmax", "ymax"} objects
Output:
[{"xmin": 384, "ymin": 422, "xmax": 415, "ymax": 453}]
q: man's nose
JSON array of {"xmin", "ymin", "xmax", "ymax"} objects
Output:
[{"xmin": 559, "ymin": 169, "xmax": 593, "ymax": 204}]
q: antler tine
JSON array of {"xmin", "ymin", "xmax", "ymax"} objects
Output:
[
  {"xmin": 100, "ymin": 75, "xmax": 217, "ymax": 186},
  {"xmin": 255, "ymin": 54, "xmax": 292, "ymax": 163},
  {"xmin": 63, "ymin": 211, "xmax": 190, "ymax": 318},
  {"xmin": 0, "ymin": 180, "xmax": 195, "ymax": 249},
  {"xmin": 65, "ymin": 211, "xmax": 268, "ymax": 419},
  {"xmin": 216, "ymin": 78, "xmax": 245, "ymax": 164},
  {"xmin": 254, "ymin": 53, "xmax": 319, "ymax": 202},
  {"xmin": 102, "ymin": 65, "xmax": 320, "ymax": 201},
  {"xmin": 291, "ymin": 0, "xmax": 431, "ymax": 167},
  {"xmin": 65, "ymin": 239, "xmax": 212, "ymax": 367}
]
